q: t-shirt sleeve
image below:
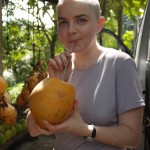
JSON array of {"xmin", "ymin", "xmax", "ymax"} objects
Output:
[{"xmin": 116, "ymin": 58, "xmax": 145, "ymax": 115}]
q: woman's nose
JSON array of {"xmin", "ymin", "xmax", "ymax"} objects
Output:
[{"xmin": 68, "ymin": 22, "xmax": 76, "ymax": 35}]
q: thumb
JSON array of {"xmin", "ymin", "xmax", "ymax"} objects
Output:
[{"xmin": 73, "ymin": 99, "xmax": 79, "ymax": 113}]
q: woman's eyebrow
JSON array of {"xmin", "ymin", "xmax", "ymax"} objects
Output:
[
  {"xmin": 75, "ymin": 14, "xmax": 88, "ymax": 18},
  {"xmin": 58, "ymin": 14, "xmax": 88, "ymax": 21},
  {"xmin": 58, "ymin": 17, "xmax": 66, "ymax": 21}
]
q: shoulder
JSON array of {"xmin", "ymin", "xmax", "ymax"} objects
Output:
[
  {"xmin": 103, "ymin": 48, "xmax": 134, "ymax": 64},
  {"xmin": 101, "ymin": 48, "xmax": 136, "ymax": 72},
  {"xmin": 104, "ymin": 48, "xmax": 131, "ymax": 60}
]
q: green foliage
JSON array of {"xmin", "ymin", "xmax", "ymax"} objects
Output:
[
  {"xmin": 122, "ymin": 30, "xmax": 134, "ymax": 50},
  {"xmin": 7, "ymin": 83, "xmax": 24, "ymax": 103},
  {"xmin": 100, "ymin": 33, "xmax": 118, "ymax": 49},
  {"xmin": 123, "ymin": 0, "xmax": 147, "ymax": 20},
  {"xmin": 99, "ymin": 0, "xmax": 147, "ymax": 53},
  {"xmin": 2, "ymin": 18, "xmax": 54, "ymax": 82}
]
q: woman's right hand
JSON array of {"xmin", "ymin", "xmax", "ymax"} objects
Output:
[
  {"xmin": 48, "ymin": 51, "xmax": 72, "ymax": 81},
  {"xmin": 27, "ymin": 111, "xmax": 42, "ymax": 137},
  {"xmin": 27, "ymin": 111, "xmax": 54, "ymax": 137}
]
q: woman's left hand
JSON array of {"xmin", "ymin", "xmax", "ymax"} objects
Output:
[{"xmin": 41, "ymin": 100, "xmax": 88, "ymax": 137}]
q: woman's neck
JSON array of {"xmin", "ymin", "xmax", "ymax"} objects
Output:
[{"xmin": 72, "ymin": 44, "xmax": 103, "ymax": 70}]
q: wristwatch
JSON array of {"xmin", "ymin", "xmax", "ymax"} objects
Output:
[{"xmin": 84, "ymin": 125, "xmax": 96, "ymax": 141}]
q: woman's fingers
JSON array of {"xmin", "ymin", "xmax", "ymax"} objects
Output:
[
  {"xmin": 59, "ymin": 53, "xmax": 69, "ymax": 68},
  {"xmin": 35, "ymin": 124, "xmax": 54, "ymax": 136},
  {"xmin": 49, "ymin": 52, "xmax": 71, "ymax": 70},
  {"xmin": 54, "ymin": 54, "xmax": 66, "ymax": 71},
  {"xmin": 48, "ymin": 51, "xmax": 72, "ymax": 79},
  {"xmin": 49, "ymin": 59, "xmax": 59, "ymax": 70},
  {"xmin": 27, "ymin": 113, "xmax": 42, "ymax": 137}
]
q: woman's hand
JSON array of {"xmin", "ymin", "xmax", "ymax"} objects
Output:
[
  {"xmin": 41, "ymin": 100, "xmax": 89, "ymax": 137},
  {"xmin": 27, "ymin": 111, "xmax": 54, "ymax": 137},
  {"xmin": 27, "ymin": 100, "xmax": 89, "ymax": 137},
  {"xmin": 48, "ymin": 51, "xmax": 72, "ymax": 81}
]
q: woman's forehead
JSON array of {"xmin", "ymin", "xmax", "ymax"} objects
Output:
[
  {"xmin": 57, "ymin": 2, "xmax": 92, "ymax": 18},
  {"xmin": 57, "ymin": 0, "xmax": 100, "ymax": 20},
  {"xmin": 58, "ymin": 0, "xmax": 99, "ymax": 4},
  {"xmin": 57, "ymin": 0, "xmax": 92, "ymax": 14},
  {"xmin": 58, "ymin": 0, "xmax": 87, "ymax": 4},
  {"xmin": 57, "ymin": 0, "xmax": 89, "ymax": 8}
]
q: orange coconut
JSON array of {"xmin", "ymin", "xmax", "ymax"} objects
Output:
[
  {"xmin": 0, "ymin": 76, "xmax": 8, "ymax": 96},
  {"xmin": 28, "ymin": 78, "xmax": 76, "ymax": 129},
  {"xmin": 0, "ymin": 102, "xmax": 17, "ymax": 126}
]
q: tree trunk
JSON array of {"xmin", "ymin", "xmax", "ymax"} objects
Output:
[
  {"xmin": 0, "ymin": 0, "xmax": 3, "ymax": 75},
  {"xmin": 39, "ymin": 17, "xmax": 57, "ymax": 58},
  {"xmin": 50, "ymin": 20, "xmax": 57, "ymax": 58},
  {"xmin": 117, "ymin": 0, "xmax": 124, "ymax": 49},
  {"xmin": 99, "ymin": 0, "xmax": 107, "ymax": 45},
  {"xmin": 101, "ymin": 0, "xmax": 107, "ymax": 16}
]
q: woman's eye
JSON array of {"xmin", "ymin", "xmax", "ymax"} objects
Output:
[
  {"xmin": 77, "ymin": 18, "xmax": 87, "ymax": 24},
  {"xmin": 58, "ymin": 21, "xmax": 68, "ymax": 27}
]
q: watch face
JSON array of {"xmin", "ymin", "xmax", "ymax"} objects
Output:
[{"xmin": 86, "ymin": 136, "xmax": 93, "ymax": 141}]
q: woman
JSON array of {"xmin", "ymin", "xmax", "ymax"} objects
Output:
[{"xmin": 27, "ymin": 0, "xmax": 145, "ymax": 149}]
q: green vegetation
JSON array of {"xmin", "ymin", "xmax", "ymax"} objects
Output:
[
  {"xmin": 7, "ymin": 83, "xmax": 24, "ymax": 103},
  {"xmin": 0, "ymin": 120, "xmax": 27, "ymax": 146}
]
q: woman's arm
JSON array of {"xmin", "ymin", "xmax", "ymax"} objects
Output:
[
  {"xmin": 27, "ymin": 99, "xmax": 144, "ymax": 149},
  {"xmin": 92, "ymin": 107, "xmax": 144, "ymax": 148},
  {"xmin": 38, "ymin": 102, "xmax": 143, "ymax": 148},
  {"xmin": 64, "ymin": 106, "xmax": 144, "ymax": 149}
]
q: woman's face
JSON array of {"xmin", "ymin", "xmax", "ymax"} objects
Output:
[{"xmin": 57, "ymin": 0, "xmax": 102, "ymax": 53}]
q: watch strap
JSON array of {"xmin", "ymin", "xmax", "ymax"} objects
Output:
[
  {"xmin": 91, "ymin": 125, "xmax": 96, "ymax": 138},
  {"xmin": 84, "ymin": 125, "xmax": 96, "ymax": 141}
]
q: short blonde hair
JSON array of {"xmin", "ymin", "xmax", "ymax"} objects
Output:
[{"xmin": 57, "ymin": 0, "xmax": 101, "ymax": 20}]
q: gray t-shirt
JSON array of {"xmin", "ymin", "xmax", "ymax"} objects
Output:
[{"xmin": 54, "ymin": 49, "xmax": 145, "ymax": 150}]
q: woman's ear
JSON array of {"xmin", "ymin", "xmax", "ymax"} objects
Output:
[{"xmin": 97, "ymin": 16, "xmax": 105, "ymax": 33}]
